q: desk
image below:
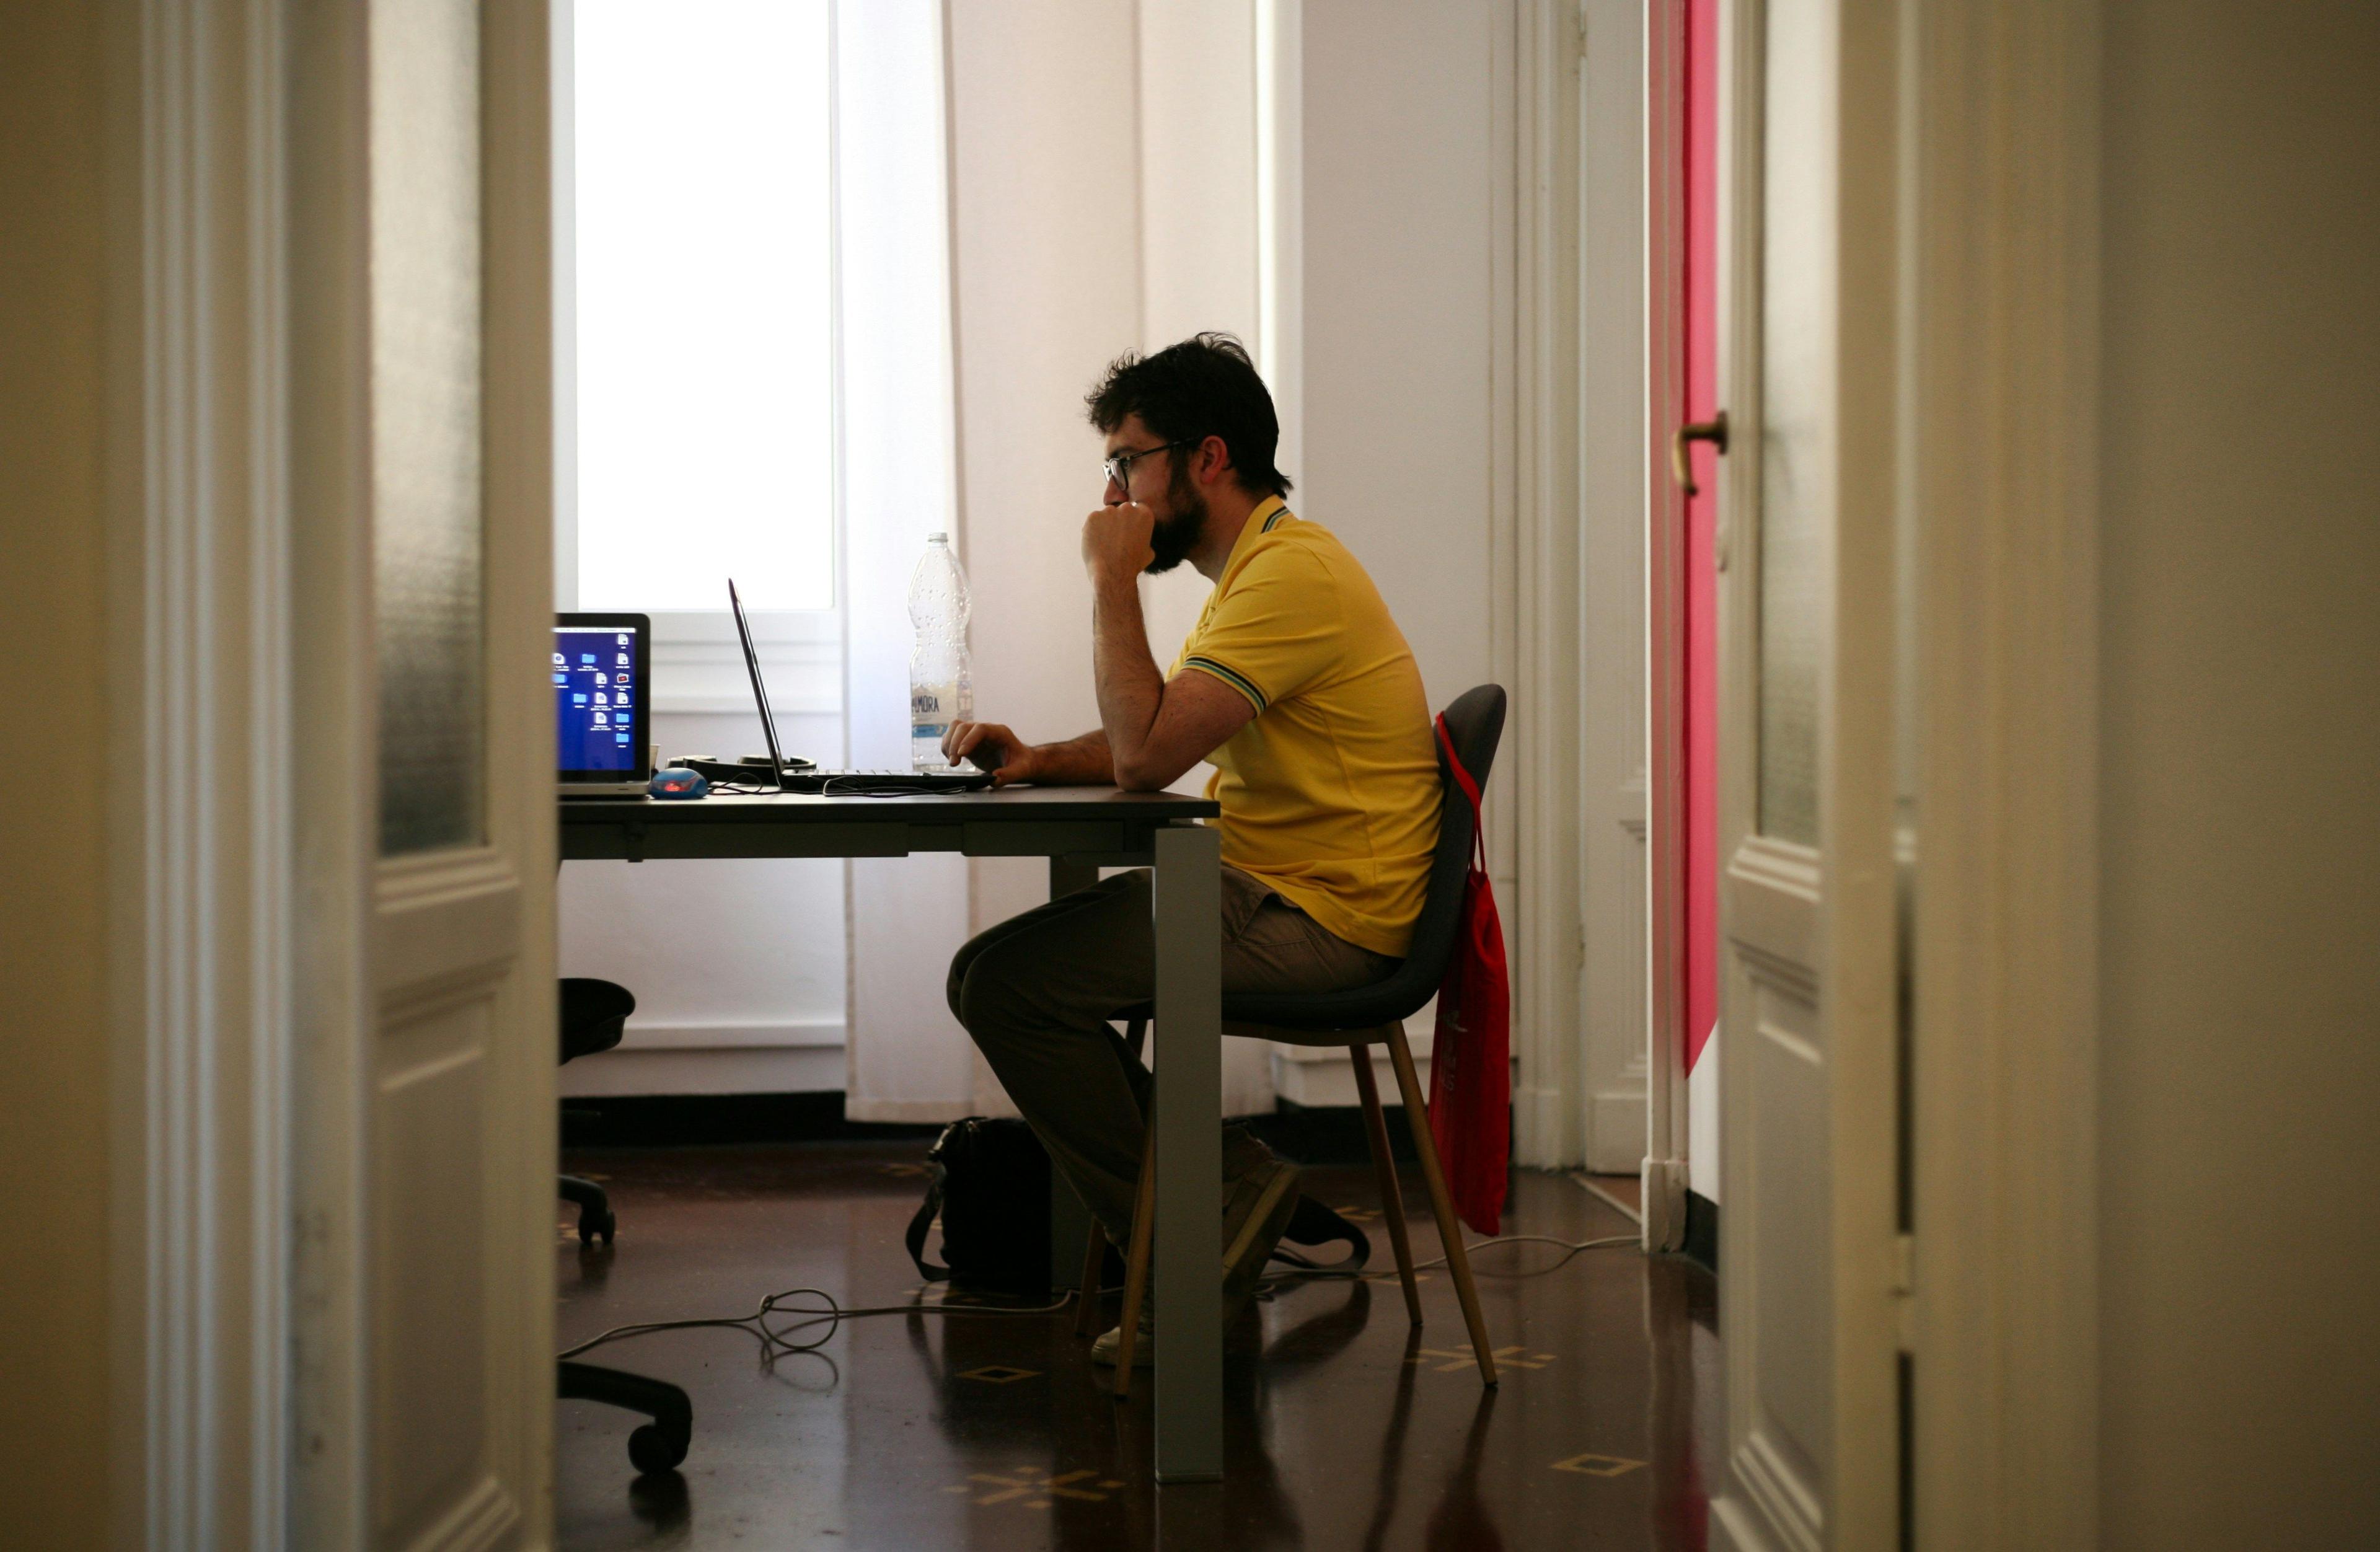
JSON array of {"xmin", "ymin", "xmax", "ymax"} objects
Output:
[{"xmin": 560, "ymin": 787, "xmax": 1228, "ymax": 1482}]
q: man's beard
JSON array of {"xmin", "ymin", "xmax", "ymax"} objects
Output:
[{"xmin": 1143, "ymin": 465, "xmax": 1209, "ymax": 575}]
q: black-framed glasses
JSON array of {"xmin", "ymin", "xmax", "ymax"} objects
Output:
[{"xmin": 1102, "ymin": 439, "xmax": 1197, "ymax": 497}]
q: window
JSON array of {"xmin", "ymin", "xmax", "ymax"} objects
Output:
[{"xmin": 569, "ymin": 0, "xmax": 835, "ymax": 614}]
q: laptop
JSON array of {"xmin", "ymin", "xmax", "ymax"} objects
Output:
[
  {"xmin": 699, "ymin": 579, "xmax": 993, "ymax": 795},
  {"xmin": 555, "ymin": 612, "xmax": 652, "ymax": 796}
]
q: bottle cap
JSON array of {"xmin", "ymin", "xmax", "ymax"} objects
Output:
[{"xmin": 927, "ymin": 531, "xmax": 948, "ymax": 544}]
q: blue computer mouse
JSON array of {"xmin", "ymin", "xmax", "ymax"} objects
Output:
[{"xmin": 650, "ymin": 767, "xmax": 709, "ymax": 800}]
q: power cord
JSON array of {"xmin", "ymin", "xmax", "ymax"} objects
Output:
[
  {"xmin": 558, "ymin": 1285, "xmax": 1074, "ymax": 1364},
  {"xmin": 557, "ymin": 1232, "xmax": 1639, "ymax": 1362}
]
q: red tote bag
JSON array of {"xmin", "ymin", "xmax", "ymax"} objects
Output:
[{"xmin": 1425, "ymin": 714, "xmax": 1510, "ymax": 1237}]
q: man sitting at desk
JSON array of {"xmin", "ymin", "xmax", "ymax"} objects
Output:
[{"xmin": 941, "ymin": 333, "xmax": 1442, "ymax": 1365}]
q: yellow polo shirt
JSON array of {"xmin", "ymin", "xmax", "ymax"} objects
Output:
[{"xmin": 1170, "ymin": 497, "xmax": 1442, "ymax": 958}]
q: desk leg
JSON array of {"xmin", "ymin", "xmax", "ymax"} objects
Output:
[
  {"xmin": 1047, "ymin": 860, "xmax": 1101, "ymax": 1290},
  {"xmin": 1150, "ymin": 824, "xmax": 1222, "ymax": 1482}
]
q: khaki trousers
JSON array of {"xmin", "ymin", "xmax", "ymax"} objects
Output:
[{"xmin": 946, "ymin": 866, "xmax": 1399, "ymax": 1244}]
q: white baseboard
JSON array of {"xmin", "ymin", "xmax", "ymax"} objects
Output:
[
  {"xmin": 1640, "ymin": 1153, "xmax": 1690, "ymax": 1252},
  {"xmin": 610, "ymin": 1017, "xmax": 845, "ymax": 1051},
  {"xmin": 558, "ymin": 1044, "xmax": 845, "ymax": 1097},
  {"xmin": 1269, "ymin": 1046, "xmax": 1432, "ymax": 1108}
]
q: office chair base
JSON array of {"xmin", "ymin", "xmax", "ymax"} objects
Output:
[
  {"xmin": 558, "ymin": 1360, "xmax": 692, "ymax": 1474},
  {"xmin": 559, "ymin": 1174, "xmax": 615, "ymax": 1245}
]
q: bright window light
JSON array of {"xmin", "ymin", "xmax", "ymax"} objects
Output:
[{"xmin": 573, "ymin": 1, "xmax": 835, "ymax": 612}]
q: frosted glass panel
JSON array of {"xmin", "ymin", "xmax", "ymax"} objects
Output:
[
  {"xmin": 1755, "ymin": 0, "xmax": 1830, "ymax": 847},
  {"xmin": 572, "ymin": 1, "xmax": 835, "ymax": 612},
  {"xmin": 372, "ymin": 0, "xmax": 484, "ymax": 855}
]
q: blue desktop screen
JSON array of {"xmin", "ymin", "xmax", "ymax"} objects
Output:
[{"xmin": 554, "ymin": 625, "xmax": 638, "ymax": 774}]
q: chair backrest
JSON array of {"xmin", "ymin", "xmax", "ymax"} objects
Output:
[{"xmin": 1221, "ymin": 684, "xmax": 1507, "ymax": 1030}]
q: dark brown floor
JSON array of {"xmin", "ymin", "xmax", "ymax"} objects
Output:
[{"xmin": 555, "ymin": 1140, "xmax": 1720, "ymax": 1551}]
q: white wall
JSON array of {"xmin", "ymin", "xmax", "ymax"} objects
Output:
[
  {"xmin": 1268, "ymin": 0, "xmax": 1510, "ymax": 1104},
  {"xmin": 2094, "ymin": 2, "xmax": 2380, "ymax": 1540},
  {"xmin": 1295, "ymin": 0, "xmax": 1501, "ymax": 715}
]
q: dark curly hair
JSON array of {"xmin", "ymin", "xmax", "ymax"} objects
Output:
[{"xmin": 1084, "ymin": 332, "xmax": 1292, "ymax": 500}]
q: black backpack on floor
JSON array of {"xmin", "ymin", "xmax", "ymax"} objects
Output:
[
  {"xmin": 902, "ymin": 1116, "xmax": 1375, "ymax": 1298},
  {"xmin": 904, "ymin": 1117, "xmax": 1053, "ymax": 1297}
]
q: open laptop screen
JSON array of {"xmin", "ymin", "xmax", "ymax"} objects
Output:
[{"xmin": 554, "ymin": 613, "xmax": 650, "ymax": 785}]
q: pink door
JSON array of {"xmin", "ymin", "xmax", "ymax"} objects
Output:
[{"xmin": 1682, "ymin": 0, "xmax": 1721, "ymax": 1077}]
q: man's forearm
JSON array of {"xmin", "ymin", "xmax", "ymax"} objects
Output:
[
  {"xmin": 1027, "ymin": 728, "xmax": 1116, "ymax": 784},
  {"xmin": 1090, "ymin": 577, "xmax": 1166, "ymax": 778}
]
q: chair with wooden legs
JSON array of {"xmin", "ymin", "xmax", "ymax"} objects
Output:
[{"xmin": 1073, "ymin": 685, "xmax": 1508, "ymax": 1396}]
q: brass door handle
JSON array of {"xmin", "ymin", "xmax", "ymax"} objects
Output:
[{"xmin": 1671, "ymin": 411, "xmax": 1729, "ymax": 498}]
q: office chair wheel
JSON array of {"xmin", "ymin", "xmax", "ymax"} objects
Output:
[
  {"xmin": 577, "ymin": 1204, "xmax": 615, "ymax": 1245},
  {"xmin": 559, "ymin": 1360, "xmax": 692, "ymax": 1476},
  {"xmin": 628, "ymin": 1422, "xmax": 688, "ymax": 1475}
]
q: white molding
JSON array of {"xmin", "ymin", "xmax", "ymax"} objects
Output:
[
  {"xmin": 109, "ymin": 1, "xmax": 296, "ymax": 1544},
  {"xmin": 1507, "ymin": 0, "xmax": 1586, "ymax": 1171},
  {"xmin": 1573, "ymin": 0, "xmax": 1658, "ymax": 1181},
  {"xmin": 1907, "ymin": 0, "xmax": 2102, "ymax": 1541},
  {"xmin": 612, "ymin": 1018, "xmax": 847, "ymax": 1052}
]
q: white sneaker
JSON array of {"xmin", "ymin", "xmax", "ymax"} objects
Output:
[{"xmin": 1090, "ymin": 1307, "xmax": 1155, "ymax": 1368}]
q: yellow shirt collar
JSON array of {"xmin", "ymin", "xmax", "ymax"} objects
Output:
[{"xmin": 1224, "ymin": 495, "xmax": 1293, "ymax": 570}]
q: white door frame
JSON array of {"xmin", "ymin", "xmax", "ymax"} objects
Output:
[
  {"xmin": 1905, "ymin": 0, "xmax": 2103, "ymax": 1539},
  {"xmin": 105, "ymin": 1, "xmax": 298, "ymax": 1542}
]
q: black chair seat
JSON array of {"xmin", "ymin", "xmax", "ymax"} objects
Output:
[{"xmin": 560, "ymin": 977, "xmax": 636, "ymax": 1064}]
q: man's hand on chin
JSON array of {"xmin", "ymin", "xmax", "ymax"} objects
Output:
[
  {"xmin": 943, "ymin": 720, "xmax": 1039, "ymax": 788},
  {"xmin": 1082, "ymin": 501, "xmax": 1156, "ymax": 589}
]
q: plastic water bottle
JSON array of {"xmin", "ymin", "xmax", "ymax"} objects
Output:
[{"xmin": 907, "ymin": 532, "xmax": 974, "ymax": 771}]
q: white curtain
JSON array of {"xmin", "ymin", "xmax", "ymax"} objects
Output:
[{"xmin": 834, "ymin": 0, "xmax": 974, "ymax": 1121}]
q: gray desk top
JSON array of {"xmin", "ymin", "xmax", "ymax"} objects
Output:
[
  {"xmin": 557, "ymin": 784, "xmax": 1218, "ymax": 862},
  {"xmin": 558, "ymin": 785, "xmax": 1217, "ymax": 824}
]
